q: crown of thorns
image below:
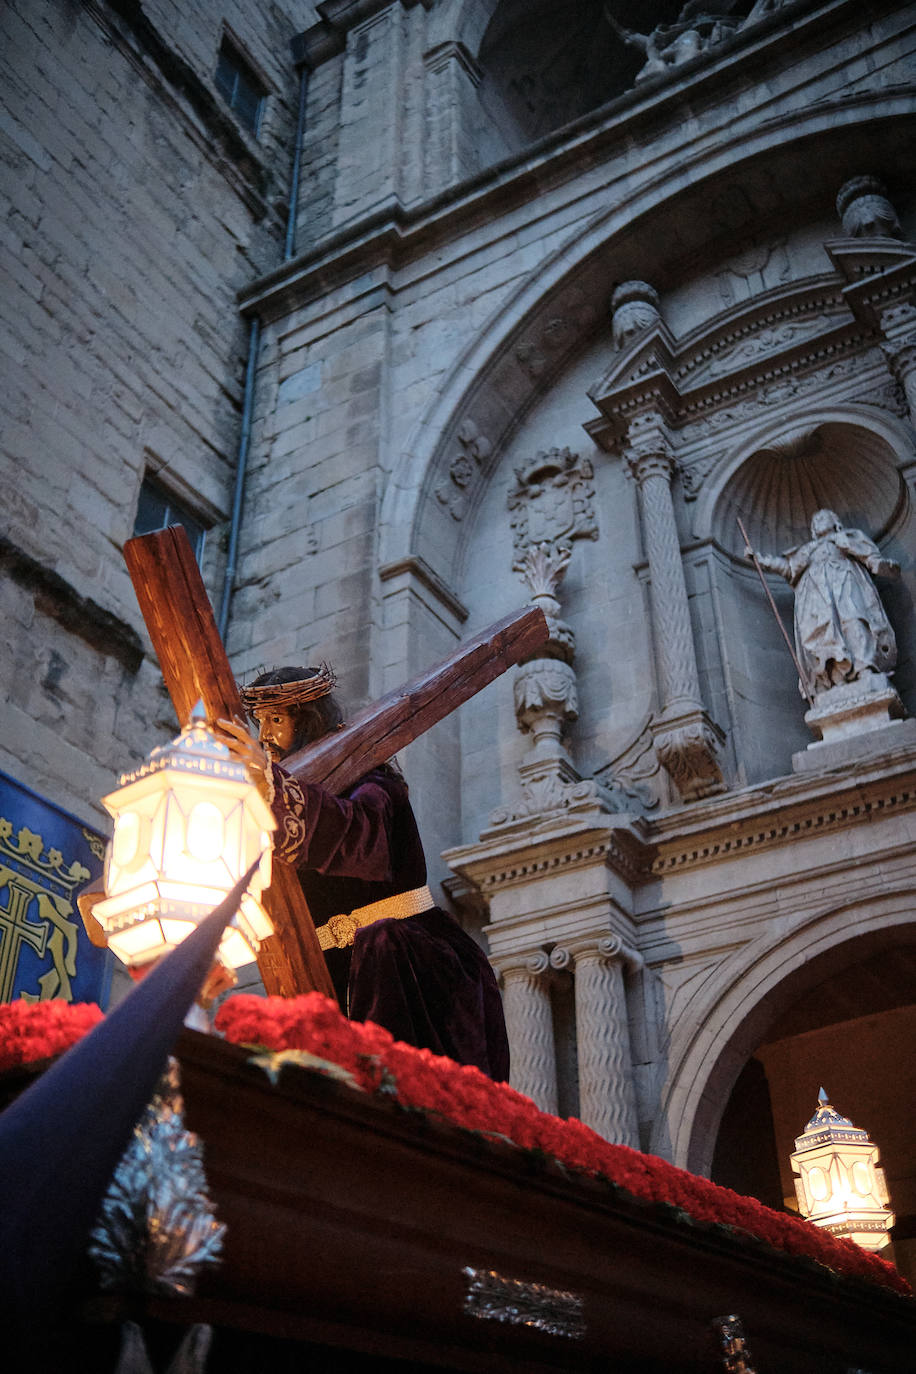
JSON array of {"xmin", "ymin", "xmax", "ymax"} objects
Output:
[{"xmin": 239, "ymin": 664, "xmax": 337, "ymax": 715}]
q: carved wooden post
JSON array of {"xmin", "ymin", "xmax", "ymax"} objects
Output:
[
  {"xmin": 625, "ymin": 413, "xmax": 725, "ymax": 801},
  {"xmin": 552, "ymin": 937, "xmax": 639, "ymax": 1146},
  {"xmin": 499, "ymin": 952, "xmax": 558, "ymax": 1114}
]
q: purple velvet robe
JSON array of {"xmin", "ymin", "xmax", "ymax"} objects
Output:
[{"xmin": 271, "ymin": 763, "xmax": 509, "ymax": 1081}]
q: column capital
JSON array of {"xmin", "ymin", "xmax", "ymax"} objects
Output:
[
  {"xmin": 550, "ymin": 934, "xmax": 641, "ymax": 972},
  {"xmin": 624, "ymin": 413, "xmax": 676, "ymax": 485},
  {"xmin": 496, "ymin": 948, "xmax": 551, "ymax": 981}
]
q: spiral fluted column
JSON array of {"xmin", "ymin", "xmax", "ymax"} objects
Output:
[
  {"xmin": 626, "ymin": 413, "xmax": 725, "ymax": 800},
  {"xmin": 551, "ymin": 938, "xmax": 639, "ymax": 1146},
  {"xmin": 499, "ymin": 952, "xmax": 558, "ymax": 1114}
]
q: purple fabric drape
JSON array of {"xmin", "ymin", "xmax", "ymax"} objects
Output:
[{"xmin": 271, "ymin": 764, "xmax": 509, "ymax": 1081}]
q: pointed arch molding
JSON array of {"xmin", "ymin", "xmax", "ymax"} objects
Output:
[
  {"xmin": 657, "ymin": 893, "xmax": 916, "ymax": 1175},
  {"xmin": 377, "ymin": 91, "xmax": 915, "ymax": 586}
]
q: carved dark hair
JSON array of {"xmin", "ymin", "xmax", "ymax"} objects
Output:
[{"xmin": 248, "ymin": 666, "xmax": 343, "ymax": 750}]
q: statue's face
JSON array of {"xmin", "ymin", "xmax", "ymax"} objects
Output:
[
  {"xmin": 253, "ymin": 707, "xmax": 299, "ymax": 761},
  {"xmin": 811, "ymin": 509, "xmax": 840, "ymax": 539}
]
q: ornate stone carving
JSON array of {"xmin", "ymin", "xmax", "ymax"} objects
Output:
[
  {"xmin": 514, "ymin": 543, "xmax": 576, "ymax": 662},
  {"xmin": 508, "ymin": 447, "xmax": 598, "ymax": 556},
  {"xmin": 594, "ymin": 717, "xmax": 664, "ymax": 812},
  {"xmin": 753, "ymin": 510, "xmax": 899, "ymax": 698},
  {"xmin": 741, "ymin": 0, "xmax": 792, "ymax": 29},
  {"xmin": 715, "ymin": 239, "xmax": 792, "ymax": 307},
  {"xmin": 498, "ymin": 449, "xmax": 605, "ymax": 822},
  {"xmin": 499, "ymin": 952, "xmax": 557, "ymax": 1113},
  {"xmin": 434, "ymin": 418, "xmax": 493, "ymax": 521},
  {"xmin": 611, "ymin": 281, "xmax": 660, "ymax": 349},
  {"xmin": 836, "ymin": 177, "xmax": 902, "ymax": 240},
  {"xmin": 514, "ymin": 658, "xmax": 578, "ymax": 738},
  {"xmin": 608, "ymin": 6, "xmax": 739, "ymax": 86},
  {"xmin": 878, "ymin": 301, "xmax": 916, "ymax": 424},
  {"xmin": 652, "ymin": 704, "xmax": 727, "ymax": 803}
]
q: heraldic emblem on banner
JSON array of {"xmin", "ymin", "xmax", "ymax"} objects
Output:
[{"xmin": 0, "ymin": 770, "xmax": 111, "ymax": 1005}]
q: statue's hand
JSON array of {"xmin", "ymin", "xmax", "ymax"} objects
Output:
[{"xmin": 216, "ymin": 718, "xmax": 273, "ymax": 799}]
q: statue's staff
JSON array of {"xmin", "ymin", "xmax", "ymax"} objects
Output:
[{"xmin": 737, "ymin": 515, "xmax": 815, "ymax": 707}]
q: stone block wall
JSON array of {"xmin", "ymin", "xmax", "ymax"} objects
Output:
[{"xmin": 0, "ymin": 0, "xmax": 306, "ymax": 821}]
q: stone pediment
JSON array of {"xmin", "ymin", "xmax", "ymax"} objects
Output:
[{"xmin": 586, "ymin": 278, "xmax": 856, "ymax": 446}]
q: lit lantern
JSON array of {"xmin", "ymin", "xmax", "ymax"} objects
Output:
[
  {"xmin": 790, "ymin": 1088, "xmax": 894, "ymax": 1252},
  {"xmin": 92, "ymin": 702, "xmax": 275, "ymax": 970}
]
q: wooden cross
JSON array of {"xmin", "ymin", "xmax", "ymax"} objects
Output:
[{"xmin": 124, "ymin": 526, "xmax": 547, "ymax": 999}]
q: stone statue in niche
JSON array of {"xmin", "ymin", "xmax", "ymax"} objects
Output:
[{"xmin": 749, "ymin": 509, "xmax": 899, "ymax": 697}]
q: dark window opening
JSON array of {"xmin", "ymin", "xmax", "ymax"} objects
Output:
[
  {"xmin": 134, "ymin": 477, "xmax": 207, "ymax": 562},
  {"xmin": 214, "ymin": 38, "xmax": 265, "ymax": 136}
]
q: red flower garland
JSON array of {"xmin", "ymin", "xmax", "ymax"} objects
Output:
[
  {"xmin": 0, "ymin": 999, "xmax": 104, "ymax": 1072},
  {"xmin": 214, "ymin": 992, "xmax": 910, "ymax": 1298},
  {"xmin": 1, "ymin": 995, "xmax": 905, "ymax": 1297}
]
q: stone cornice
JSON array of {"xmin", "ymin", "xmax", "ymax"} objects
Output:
[
  {"xmin": 444, "ymin": 740, "xmax": 916, "ymax": 894},
  {"xmin": 378, "ymin": 553, "xmax": 469, "ymax": 623},
  {"xmin": 444, "ymin": 810, "xmax": 654, "ymax": 895},
  {"xmin": 292, "ymin": 0, "xmax": 434, "ymax": 68},
  {"xmin": 244, "ymin": 0, "xmax": 877, "ymax": 321},
  {"xmin": 585, "ymin": 278, "xmax": 865, "ymax": 447},
  {"xmin": 647, "ymin": 743, "xmax": 916, "ymax": 875}
]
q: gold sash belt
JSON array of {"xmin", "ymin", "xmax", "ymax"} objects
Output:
[{"xmin": 315, "ymin": 884, "xmax": 434, "ymax": 951}]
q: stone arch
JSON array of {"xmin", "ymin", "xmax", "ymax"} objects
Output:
[
  {"xmin": 378, "ymin": 93, "xmax": 915, "ymax": 589},
  {"xmin": 694, "ymin": 405, "xmax": 915, "ymax": 551},
  {"xmin": 652, "ymin": 891, "xmax": 916, "ymax": 1174}
]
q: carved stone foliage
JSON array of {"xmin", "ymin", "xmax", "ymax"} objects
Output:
[
  {"xmin": 435, "ymin": 418, "xmax": 493, "ymax": 521},
  {"xmin": 652, "ymin": 706, "xmax": 726, "ymax": 803},
  {"xmin": 514, "ymin": 543, "xmax": 575, "ymax": 662},
  {"xmin": 507, "ymin": 448, "xmax": 598, "ymax": 557},
  {"xmin": 594, "ymin": 717, "xmax": 664, "ymax": 812}
]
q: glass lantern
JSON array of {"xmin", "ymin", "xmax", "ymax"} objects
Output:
[
  {"xmin": 92, "ymin": 702, "xmax": 275, "ymax": 970},
  {"xmin": 790, "ymin": 1088, "xmax": 894, "ymax": 1252}
]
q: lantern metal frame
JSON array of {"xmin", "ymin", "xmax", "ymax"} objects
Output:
[
  {"xmin": 93, "ymin": 705, "xmax": 275, "ymax": 970},
  {"xmin": 790, "ymin": 1089, "xmax": 894, "ymax": 1253}
]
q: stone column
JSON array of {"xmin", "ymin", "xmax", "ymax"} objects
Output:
[
  {"xmin": 626, "ymin": 412, "xmax": 725, "ymax": 801},
  {"xmin": 552, "ymin": 937, "xmax": 639, "ymax": 1146},
  {"xmin": 879, "ymin": 302, "xmax": 916, "ymax": 427},
  {"xmin": 499, "ymin": 951, "xmax": 558, "ymax": 1114}
]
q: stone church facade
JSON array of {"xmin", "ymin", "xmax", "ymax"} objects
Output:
[{"xmin": 3, "ymin": 0, "xmax": 915, "ymax": 1270}]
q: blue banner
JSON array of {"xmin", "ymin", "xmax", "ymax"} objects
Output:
[{"xmin": 0, "ymin": 770, "xmax": 112, "ymax": 1006}]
